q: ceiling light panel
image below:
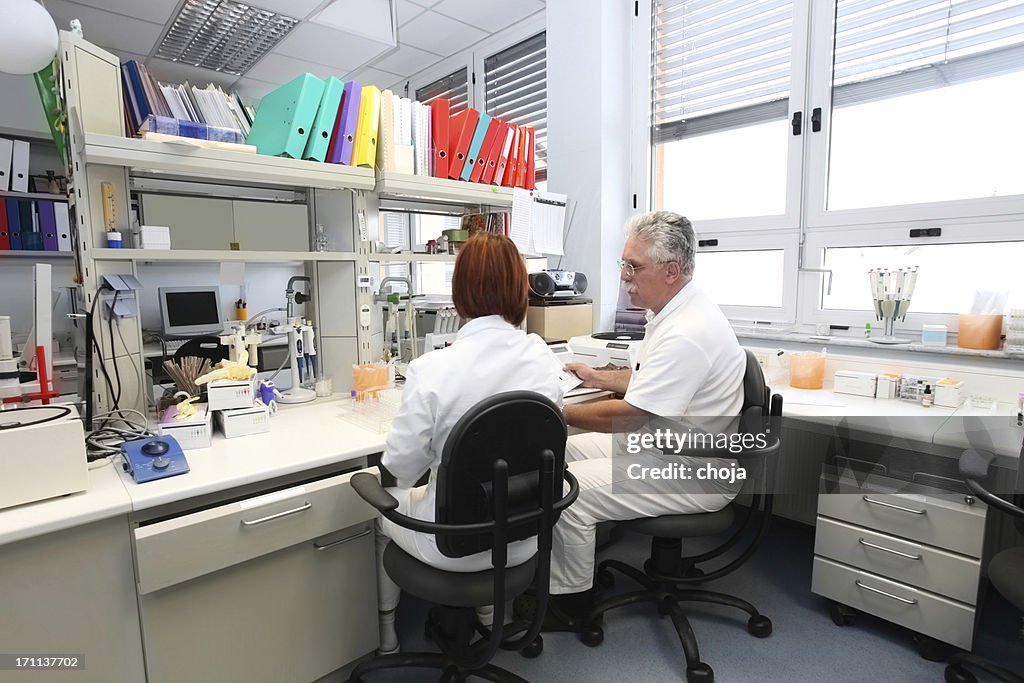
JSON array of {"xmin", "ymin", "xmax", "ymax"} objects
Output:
[{"xmin": 155, "ymin": 0, "xmax": 300, "ymax": 76}]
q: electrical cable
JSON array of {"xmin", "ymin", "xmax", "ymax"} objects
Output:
[
  {"xmin": 107, "ymin": 290, "xmax": 122, "ymax": 410},
  {"xmin": 113, "ymin": 312, "xmax": 143, "ymax": 411}
]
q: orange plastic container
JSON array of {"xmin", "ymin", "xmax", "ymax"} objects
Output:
[
  {"xmin": 789, "ymin": 351, "xmax": 825, "ymax": 390},
  {"xmin": 957, "ymin": 314, "xmax": 1003, "ymax": 350}
]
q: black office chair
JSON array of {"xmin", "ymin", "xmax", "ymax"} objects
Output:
[
  {"xmin": 348, "ymin": 391, "xmax": 579, "ymax": 683},
  {"xmin": 171, "ymin": 336, "xmax": 229, "ymax": 364},
  {"xmin": 945, "ymin": 445, "xmax": 1024, "ymax": 683},
  {"xmin": 579, "ymin": 349, "xmax": 783, "ymax": 683}
]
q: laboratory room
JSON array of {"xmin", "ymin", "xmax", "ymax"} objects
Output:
[{"xmin": 2, "ymin": 0, "xmax": 1024, "ymax": 682}]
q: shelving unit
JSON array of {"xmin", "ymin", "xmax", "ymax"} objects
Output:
[
  {"xmin": 373, "ymin": 252, "xmax": 457, "ymax": 263},
  {"xmin": 374, "ymin": 171, "xmax": 514, "ymax": 206},
  {"xmin": 0, "ymin": 250, "xmax": 73, "ymax": 259},
  {"xmin": 91, "ymin": 249, "xmax": 359, "ymax": 263},
  {"xmin": 0, "ymin": 190, "xmax": 69, "ymax": 202}
]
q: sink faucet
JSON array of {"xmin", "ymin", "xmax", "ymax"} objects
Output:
[{"xmin": 376, "ymin": 276, "xmax": 413, "ymax": 302}]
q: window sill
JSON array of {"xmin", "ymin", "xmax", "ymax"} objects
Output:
[{"xmin": 734, "ymin": 328, "xmax": 1024, "ymax": 362}]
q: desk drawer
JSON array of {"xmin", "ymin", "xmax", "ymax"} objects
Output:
[
  {"xmin": 811, "ymin": 557, "xmax": 975, "ymax": 650},
  {"xmin": 814, "ymin": 517, "xmax": 981, "ymax": 605},
  {"xmin": 816, "ymin": 491, "xmax": 985, "ymax": 558},
  {"xmin": 134, "ymin": 468, "xmax": 378, "ymax": 594}
]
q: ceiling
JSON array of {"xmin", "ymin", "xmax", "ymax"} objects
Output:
[{"xmin": 42, "ymin": 0, "xmax": 545, "ymax": 102}]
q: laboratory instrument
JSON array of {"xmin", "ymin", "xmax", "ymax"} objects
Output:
[
  {"xmin": 217, "ymin": 403, "xmax": 270, "ymax": 438},
  {"xmin": 121, "ymin": 435, "xmax": 190, "ymax": 483},
  {"xmin": 158, "ymin": 403, "xmax": 212, "ymax": 450},
  {"xmin": 0, "ymin": 405, "xmax": 87, "ymax": 509},
  {"xmin": 569, "ymin": 331, "xmax": 644, "ymax": 367},
  {"xmin": 867, "ymin": 266, "xmax": 918, "ymax": 344}
]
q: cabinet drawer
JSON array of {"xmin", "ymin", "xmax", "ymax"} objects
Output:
[
  {"xmin": 816, "ymin": 491, "xmax": 985, "ymax": 558},
  {"xmin": 814, "ymin": 517, "xmax": 981, "ymax": 605},
  {"xmin": 134, "ymin": 468, "xmax": 378, "ymax": 594},
  {"xmin": 811, "ymin": 557, "xmax": 975, "ymax": 650}
]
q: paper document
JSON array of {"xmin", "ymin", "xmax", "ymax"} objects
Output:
[
  {"xmin": 509, "ymin": 188, "xmax": 568, "ymax": 256},
  {"xmin": 559, "ymin": 368, "xmax": 584, "ymax": 395},
  {"xmin": 510, "ymin": 188, "xmax": 535, "ymax": 253}
]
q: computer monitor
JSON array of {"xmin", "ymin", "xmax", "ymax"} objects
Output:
[{"xmin": 158, "ymin": 286, "xmax": 223, "ymax": 338}]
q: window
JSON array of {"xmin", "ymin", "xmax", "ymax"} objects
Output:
[
  {"xmin": 483, "ymin": 31, "xmax": 548, "ymax": 185},
  {"xmin": 695, "ymin": 249, "xmax": 786, "ymax": 308},
  {"xmin": 415, "ymin": 67, "xmax": 470, "ymax": 115}
]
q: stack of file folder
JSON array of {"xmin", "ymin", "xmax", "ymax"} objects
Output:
[{"xmin": 1, "ymin": 199, "xmax": 72, "ymax": 252}]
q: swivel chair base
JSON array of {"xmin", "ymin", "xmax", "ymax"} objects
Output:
[
  {"xmin": 945, "ymin": 653, "xmax": 1024, "ymax": 683},
  {"xmin": 580, "ymin": 539, "xmax": 772, "ymax": 683}
]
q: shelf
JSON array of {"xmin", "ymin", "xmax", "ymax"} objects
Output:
[
  {"xmin": 0, "ymin": 190, "xmax": 69, "ymax": 202},
  {"xmin": 373, "ymin": 252, "xmax": 456, "ymax": 263},
  {"xmin": 91, "ymin": 249, "xmax": 359, "ymax": 263},
  {"xmin": 374, "ymin": 171, "xmax": 513, "ymax": 206},
  {"xmin": 0, "ymin": 250, "xmax": 73, "ymax": 259},
  {"xmin": 81, "ymin": 134, "xmax": 376, "ymax": 192}
]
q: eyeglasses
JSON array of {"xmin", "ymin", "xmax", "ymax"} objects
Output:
[{"xmin": 617, "ymin": 259, "xmax": 665, "ymax": 278}]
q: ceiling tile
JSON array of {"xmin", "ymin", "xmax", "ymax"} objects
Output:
[
  {"xmin": 396, "ymin": 0, "xmax": 427, "ymax": 26},
  {"xmin": 145, "ymin": 58, "xmax": 241, "ymax": 90},
  {"xmin": 46, "ymin": 0, "xmax": 164, "ymax": 57},
  {"xmin": 398, "ymin": 11, "xmax": 487, "ymax": 56},
  {"xmin": 346, "ymin": 67, "xmax": 404, "ymax": 90},
  {"xmin": 245, "ymin": 53, "xmax": 339, "ymax": 83},
  {"xmin": 370, "ymin": 44, "xmax": 441, "ymax": 77},
  {"xmin": 247, "ymin": 0, "xmax": 327, "ymax": 20},
  {"xmin": 311, "ymin": 0, "xmax": 395, "ymax": 45},
  {"xmin": 432, "ymin": 0, "xmax": 544, "ymax": 33},
  {"xmin": 67, "ymin": 0, "xmax": 177, "ymax": 26},
  {"xmin": 407, "ymin": 0, "xmax": 443, "ymax": 6},
  {"xmin": 233, "ymin": 77, "xmax": 279, "ymax": 102},
  {"xmin": 275, "ymin": 22, "xmax": 392, "ymax": 72}
]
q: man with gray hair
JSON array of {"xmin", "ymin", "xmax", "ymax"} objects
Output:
[{"xmin": 540, "ymin": 210, "xmax": 746, "ymax": 627}]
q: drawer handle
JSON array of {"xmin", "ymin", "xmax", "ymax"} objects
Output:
[
  {"xmin": 855, "ymin": 580, "xmax": 918, "ymax": 605},
  {"xmin": 858, "ymin": 538, "xmax": 923, "ymax": 561},
  {"xmin": 314, "ymin": 528, "xmax": 372, "ymax": 551},
  {"xmin": 240, "ymin": 501, "xmax": 312, "ymax": 526},
  {"xmin": 862, "ymin": 496, "xmax": 926, "ymax": 515}
]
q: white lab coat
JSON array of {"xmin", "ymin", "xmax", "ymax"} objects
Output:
[
  {"xmin": 550, "ymin": 283, "xmax": 747, "ymax": 594},
  {"xmin": 380, "ymin": 315, "xmax": 564, "ymax": 572}
]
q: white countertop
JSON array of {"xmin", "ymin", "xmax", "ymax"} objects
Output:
[{"xmin": 0, "ymin": 461, "xmax": 131, "ymax": 546}]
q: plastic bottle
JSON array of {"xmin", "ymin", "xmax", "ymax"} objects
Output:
[
  {"xmin": 864, "ymin": 322, "xmax": 871, "ymax": 339},
  {"xmin": 922, "ymin": 384, "xmax": 933, "ymax": 407}
]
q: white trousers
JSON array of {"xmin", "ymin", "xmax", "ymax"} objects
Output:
[{"xmin": 548, "ymin": 432, "xmax": 738, "ymax": 595}]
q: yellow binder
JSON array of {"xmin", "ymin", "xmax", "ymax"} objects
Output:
[{"xmin": 352, "ymin": 85, "xmax": 382, "ymax": 168}]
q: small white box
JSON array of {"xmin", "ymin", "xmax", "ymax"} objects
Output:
[
  {"xmin": 833, "ymin": 370, "xmax": 877, "ymax": 398},
  {"xmin": 217, "ymin": 404, "xmax": 270, "ymax": 439},
  {"xmin": 933, "ymin": 380, "xmax": 964, "ymax": 408},
  {"xmin": 921, "ymin": 324, "xmax": 948, "ymax": 346},
  {"xmin": 159, "ymin": 403, "xmax": 212, "ymax": 450},
  {"xmin": 876, "ymin": 374, "xmax": 899, "ymax": 399},
  {"xmin": 207, "ymin": 379, "xmax": 254, "ymax": 411},
  {"xmin": 139, "ymin": 225, "xmax": 171, "ymax": 250}
]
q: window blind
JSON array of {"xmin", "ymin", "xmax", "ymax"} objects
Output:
[
  {"xmin": 653, "ymin": 0, "xmax": 794, "ymax": 141},
  {"xmin": 382, "ymin": 212, "xmax": 410, "ymax": 280},
  {"xmin": 484, "ymin": 32, "xmax": 547, "ymax": 181},
  {"xmin": 415, "ymin": 67, "xmax": 469, "ymax": 116}
]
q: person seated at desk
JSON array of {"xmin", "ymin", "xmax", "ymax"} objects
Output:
[
  {"xmin": 546, "ymin": 211, "xmax": 747, "ymax": 625},
  {"xmin": 374, "ymin": 232, "xmax": 564, "ymax": 654}
]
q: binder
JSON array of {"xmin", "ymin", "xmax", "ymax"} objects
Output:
[
  {"xmin": 303, "ymin": 77, "xmax": 344, "ymax": 162},
  {"xmin": 430, "ymin": 99, "xmax": 450, "ymax": 178},
  {"xmin": 377, "ymin": 89, "xmax": 396, "ymax": 172},
  {"xmin": 0, "ymin": 137, "xmax": 12, "ymax": 191},
  {"xmin": 11, "ymin": 140, "xmax": 30, "ymax": 192},
  {"xmin": 19, "ymin": 201, "xmax": 42, "ymax": 250},
  {"xmin": 500, "ymin": 126, "xmax": 521, "ymax": 187},
  {"xmin": 515, "ymin": 126, "xmax": 530, "ymax": 188},
  {"xmin": 352, "ymin": 85, "xmax": 382, "ymax": 168},
  {"xmin": 38, "ymin": 200, "xmax": 59, "ymax": 251},
  {"xmin": 480, "ymin": 122, "xmax": 510, "ymax": 185},
  {"xmin": 460, "ymin": 113, "xmax": 492, "ymax": 182},
  {"xmin": 245, "ymin": 73, "xmax": 326, "ymax": 159},
  {"xmin": 331, "ymin": 81, "xmax": 361, "ymax": 165},
  {"xmin": 524, "ymin": 127, "xmax": 536, "ymax": 190},
  {"xmin": 324, "ymin": 87, "xmax": 347, "ymax": 163},
  {"xmin": 469, "ymin": 118, "xmax": 501, "ymax": 183},
  {"xmin": 492, "ymin": 125, "xmax": 517, "ymax": 187},
  {"xmin": 448, "ymin": 108, "xmax": 479, "ymax": 180},
  {"xmin": 0, "ymin": 197, "xmax": 8, "ymax": 250},
  {"xmin": 394, "ymin": 96, "xmax": 414, "ymax": 174},
  {"xmin": 5, "ymin": 201, "xmax": 21, "ymax": 250},
  {"xmin": 55, "ymin": 202, "xmax": 72, "ymax": 251}
]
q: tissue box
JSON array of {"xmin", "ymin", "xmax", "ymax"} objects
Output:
[
  {"xmin": 933, "ymin": 380, "xmax": 964, "ymax": 408},
  {"xmin": 207, "ymin": 378, "xmax": 255, "ymax": 411},
  {"xmin": 834, "ymin": 370, "xmax": 877, "ymax": 398},
  {"xmin": 159, "ymin": 403, "xmax": 212, "ymax": 450},
  {"xmin": 139, "ymin": 225, "xmax": 171, "ymax": 250},
  {"xmin": 921, "ymin": 324, "xmax": 948, "ymax": 346},
  {"xmin": 217, "ymin": 404, "xmax": 270, "ymax": 438}
]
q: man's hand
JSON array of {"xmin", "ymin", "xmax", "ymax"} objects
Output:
[
  {"xmin": 563, "ymin": 362, "xmax": 603, "ymax": 388},
  {"xmin": 563, "ymin": 363, "xmax": 632, "ymax": 395}
]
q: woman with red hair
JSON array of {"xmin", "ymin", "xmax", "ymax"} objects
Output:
[{"xmin": 374, "ymin": 232, "xmax": 563, "ymax": 653}]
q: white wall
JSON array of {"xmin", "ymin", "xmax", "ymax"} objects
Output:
[
  {"xmin": 546, "ymin": 0, "xmax": 633, "ymax": 331},
  {"xmin": 0, "ymin": 261, "xmax": 76, "ymax": 349}
]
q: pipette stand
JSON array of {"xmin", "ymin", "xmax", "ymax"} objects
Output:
[
  {"xmin": 278, "ymin": 325, "xmax": 315, "ymax": 404},
  {"xmin": 870, "ymin": 298, "xmax": 911, "ymax": 345}
]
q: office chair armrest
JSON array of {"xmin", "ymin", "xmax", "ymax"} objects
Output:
[{"xmin": 351, "ymin": 472, "xmax": 399, "ymax": 512}]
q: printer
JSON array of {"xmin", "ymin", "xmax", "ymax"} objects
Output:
[{"xmin": 568, "ymin": 331, "xmax": 645, "ymax": 367}]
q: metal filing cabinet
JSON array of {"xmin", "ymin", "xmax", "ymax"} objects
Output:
[{"xmin": 811, "ymin": 472, "xmax": 987, "ymax": 651}]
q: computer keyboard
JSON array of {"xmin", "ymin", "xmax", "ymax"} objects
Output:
[{"xmin": 163, "ymin": 339, "xmax": 188, "ymax": 354}]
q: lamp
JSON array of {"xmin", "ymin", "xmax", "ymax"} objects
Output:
[{"xmin": 0, "ymin": 0, "xmax": 59, "ymax": 75}]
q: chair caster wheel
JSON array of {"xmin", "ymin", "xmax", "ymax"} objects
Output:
[
  {"xmin": 829, "ymin": 602, "xmax": 857, "ymax": 627},
  {"xmin": 913, "ymin": 633, "xmax": 954, "ymax": 662},
  {"xmin": 686, "ymin": 662, "xmax": 714, "ymax": 683},
  {"xmin": 944, "ymin": 664, "xmax": 977, "ymax": 683},
  {"xmin": 580, "ymin": 625, "xmax": 604, "ymax": 647},
  {"xmin": 747, "ymin": 614, "xmax": 772, "ymax": 638},
  {"xmin": 597, "ymin": 568, "xmax": 615, "ymax": 589},
  {"xmin": 520, "ymin": 636, "xmax": 543, "ymax": 658},
  {"xmin": 683, "ymin": 565, "xmax": 706, "ymax": 579}
]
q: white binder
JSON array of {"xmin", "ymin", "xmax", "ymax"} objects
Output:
[
  {"xmin": 11, "ymin": 140, "xmax": 30, "ymax": 192},
  {"xmin": 55, "ymin": 202, "xmax": 72, "ymax": 251},
  {"xmin": 0, "ymin": 137, "xmax": 12, "ymax": 191}
]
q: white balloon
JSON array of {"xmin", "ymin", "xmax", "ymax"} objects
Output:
[{"xmin": 0, "ymin": 0, "xmax": 59, "ymax": 75}]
